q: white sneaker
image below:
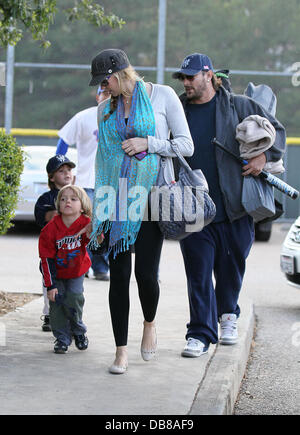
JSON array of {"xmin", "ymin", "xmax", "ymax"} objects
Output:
[
  {"xmin": 181, "ymin": 338, "xmax": 208, "ymax": 358},
  {"xmin": 219, "ymin": 313, "xmax": 238, "ymax": 345}
]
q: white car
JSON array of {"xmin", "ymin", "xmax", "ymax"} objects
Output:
[
  {"xmin": 280, "ymin": 216, "xmax": 300, "ymax": 287},
  {"xmin": 14, "ymin": 145, "xmax": 77, "ymax": 221}
]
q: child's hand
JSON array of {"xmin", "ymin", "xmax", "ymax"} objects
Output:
[
  {"xmin": 97, "ymin": 232, "xmax": 105, "ymax": 244},
  {"xmin": 47, "ymin": 288, "xmax": 58, "ymax": 302},
  {"xmin": 45, "ymin": 210, "xmax": 58, "ymax": 223},
  {"xmin": 75, "ymin": 222, "xmax": 93, "ymax": 239}
]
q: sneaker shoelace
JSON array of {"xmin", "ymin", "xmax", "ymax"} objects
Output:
[
  {"xmin": 187, "ymin": 337, "xmax": 203, "ymax": 348},
  {"xmin": 221, "ymin": 320, "xmax": 237, "ymax": 335}
]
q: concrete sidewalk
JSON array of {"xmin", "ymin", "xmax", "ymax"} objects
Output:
[{"xmin": 0, "ymin": 239, "xmax": 254, "ymax": 415}]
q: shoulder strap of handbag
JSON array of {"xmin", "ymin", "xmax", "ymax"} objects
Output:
[{"xmin": 167, "ymin": 139, "xmax": 193, "ymax": 173}]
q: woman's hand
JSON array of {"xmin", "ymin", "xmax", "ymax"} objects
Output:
[
  {"xmin": 47, "ymin": 288, "xmax": 58, "ymax": 302},
  {"xmin": 122, "ymin": 137, "xmax": 148, "ymax": 156},
  {"xmin": 242, "ymin": 153, "xmax": 266, "ymax": 177}
]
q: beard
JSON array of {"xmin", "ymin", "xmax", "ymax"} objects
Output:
[
  {"xmin": 185, "ymin": 88, "xmax": 204, "ymax": 101},
  {"xmin": 185, "ymin": 80, "xmax": 208, "ymax": 101}
]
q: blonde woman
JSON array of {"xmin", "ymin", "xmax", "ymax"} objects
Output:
[
  {"xmin": 88, "ymin": 49, "xmax": 194, "ymax": 374},
  {"xmin": 39, "ymin": 185, "xmax": 93, "ymax": 354}
]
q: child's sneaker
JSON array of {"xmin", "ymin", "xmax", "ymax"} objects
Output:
[
  {"xmin": 54, "ymin": 340, "xmax": 68, "ymax": 354},
  {"xmin": 41, "ymin": 315, "xmax": 51, "ymax": 332},
  {"xmin": 74, "ymin": 334, "xmax": 89, "ymax": 351}
]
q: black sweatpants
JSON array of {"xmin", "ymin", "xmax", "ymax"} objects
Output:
[
  {"xmin": 179, "ymin": 215, "xmax": 254, "ymax": 346},
  {"xmin": 108, "ymin": 221, "xmax": 164, "ymax": 346}
]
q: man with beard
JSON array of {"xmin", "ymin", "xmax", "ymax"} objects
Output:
[{"xmin": 172, "ymin": 53, "xmax": 286, "ymax": 357}]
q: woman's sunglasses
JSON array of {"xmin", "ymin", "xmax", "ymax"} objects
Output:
[{"xmin": 101, "ymin": 75, "xmax": 112, "ymax": 86}]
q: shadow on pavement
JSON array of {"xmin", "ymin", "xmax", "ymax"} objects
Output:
[{"xmin": 6, "ymin": 221, "xmax": 40, "ymax": 236}]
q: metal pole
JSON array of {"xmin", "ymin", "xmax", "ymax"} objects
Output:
[
  {"xmin": 156, "ymin": 0, "xmax": 167, "ymax": 84},
  {"xmin": 4, "ymin": 44, "xmax": 15, "ymax": 133}
]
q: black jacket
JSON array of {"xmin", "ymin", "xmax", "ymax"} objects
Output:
[
  {"xmin": 179, "ymin": 86, "xmax": 286, "ymax": 221},
  {"xmin": 34, "ymin": 188, "xmax": 59, "ymax": 228}
]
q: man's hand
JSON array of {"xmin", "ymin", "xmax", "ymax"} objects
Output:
[
  {"xmin": 242, "ymin": 153, "xmax": 266, "ymax": 177},
  {"xmin": 122, "ymin": 137, "xmax": 148, "ymax": 156},
  {"xmin": 47, "ymin": 288, "xmax": 58, "ymax": 302}
]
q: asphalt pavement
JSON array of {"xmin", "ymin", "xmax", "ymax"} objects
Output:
[{"xmin": 0, "ymin": 227, "xmax": 255, "ymax": 415}]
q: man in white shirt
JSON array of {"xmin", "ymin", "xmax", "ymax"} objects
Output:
[{"xmin": 56, "ymin": 87, "xmax": 110, "ymax": 280}]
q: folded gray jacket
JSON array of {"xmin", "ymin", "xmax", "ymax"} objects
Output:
[{"xmin": 236, "ymin": 114, "xmax": 284, "ymax": 174}]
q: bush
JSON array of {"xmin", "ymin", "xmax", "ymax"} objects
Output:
[{"xmin": 0, "ymin": 132, "xmax": 25, "ymax": 234}]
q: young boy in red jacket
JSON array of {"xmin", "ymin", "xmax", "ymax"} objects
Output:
[
  {"xmin": 39, "ymin": 184, "xmax": 93, "ymax": 354},
  {"xmin": 35, "ymin": 154, "xmax": 76, "ymax": 332}
]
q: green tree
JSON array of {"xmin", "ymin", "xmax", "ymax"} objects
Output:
[
  {"xmin": 0, "ymin": 0, "xmax": 124, "ymax": 48},
  {"xmin": 0, "ymin": 0, "xmax": 124, "ymax": 234},
  {"xmin": 0, "ymin": 132, "xmax": 24, "ymax": 234},
  {"xmin": 1, "ymin": 0, "xmax": 300, "ymax": 135},
  {"xmin": 2, "ymin": 0, "xmax": 158, "ymax": 130}
]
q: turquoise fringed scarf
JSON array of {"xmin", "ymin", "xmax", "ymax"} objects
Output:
[{"xmin": 90, "ymin": 80, "xmax": 159, "ymax": 258}]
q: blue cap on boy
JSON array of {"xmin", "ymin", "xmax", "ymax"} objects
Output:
[{"xmin": 46, "ymin": 154, "xmax": 76, "ymax": 174}]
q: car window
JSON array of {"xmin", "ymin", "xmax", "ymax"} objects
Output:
[
  {"xmin": 23, "ymin": 150, "xmax": 53, "ymax": 170},
  {"xmin": 23, "ymin": 147, "xmax": 77, "ymax": 171}
]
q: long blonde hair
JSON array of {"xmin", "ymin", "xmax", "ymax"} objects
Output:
[
  {"xmin": 56, "ymin": 185, "xmax": 92, "ymax": 218},
  {"xmin": 104, "ymin": 65, "xmax": 143, "ymax": 121}
]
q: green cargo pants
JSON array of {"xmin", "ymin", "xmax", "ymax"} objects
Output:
[{"xmin": 49, "ymin": 275, "xmax": 87, "ymax": 346}]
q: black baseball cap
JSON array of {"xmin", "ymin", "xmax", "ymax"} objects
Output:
[
  {"xmin": 46, "ymin": 155, "xmax": 76, "ymax": 174},
  {"xmin": 172, "ymin": 53, "xmax": 214, "ymax": 79},
  {"xmin": 89, "ymin": 48, "xmax": 130, "ymax": 86}
]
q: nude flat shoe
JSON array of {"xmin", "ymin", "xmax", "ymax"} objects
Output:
[
  {"xmin": 109, "ymin": 363, "xmax": 128, "ymax": 375},
  {"xmin": 141, "ymin": 328, "xmax": 157, "ymax": 361}
]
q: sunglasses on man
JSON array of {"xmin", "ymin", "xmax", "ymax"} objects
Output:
[
  {"xmin": 177, "ymin": 71, "xmax": 209, "ymax": 81},
  {"xmin": 178, "ymin": 74, "xmax": 196, "ymax": 81}
]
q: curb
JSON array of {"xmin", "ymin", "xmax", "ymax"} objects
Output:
[{"xmin": 189, "ymin": 296, "xmax": 255, "ymax": 415}]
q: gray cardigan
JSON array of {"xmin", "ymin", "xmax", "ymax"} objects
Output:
[{"xmin": 97, "ymin": 83, "xmax": 194, "ymax": 183}]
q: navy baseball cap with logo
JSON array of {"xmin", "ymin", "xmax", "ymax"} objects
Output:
[
  {"xmin": 89, "ymin": 48, "xmax": 130, "ymax": 86},
  {"xmin": 46, "ymin": 155, "xmax": 76, "ymax": 174},
  {"xmin": 172, "ymin": 53, "xmax": 214, "ymax": 79}
]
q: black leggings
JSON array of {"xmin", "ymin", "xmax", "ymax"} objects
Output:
[{"xmin": 108, "ymin": 221, "xmax": 164, "ymax": 347}]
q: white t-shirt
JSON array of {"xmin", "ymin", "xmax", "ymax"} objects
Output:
[{"xmin": 58, "ymin": 106, "xmax": 98, "ymax": 189}]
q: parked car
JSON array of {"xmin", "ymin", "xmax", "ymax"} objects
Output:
[
  {"xmin": 14, "ymin": 145, "xmax": 77, "ymax": 221},
  {"xmin": 280, "ymin": 216, "xmax": 300, "ymax": 287}
]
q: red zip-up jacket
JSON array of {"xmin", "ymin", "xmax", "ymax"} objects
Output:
[{"xmin": 39, "ymin": 214, "xmax": 91, "ymax": 290}]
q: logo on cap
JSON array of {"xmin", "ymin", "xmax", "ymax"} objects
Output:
[
  {"xmin": 57, "ymin": 155, "xmax": 67, "ymax": 163},
  {"xmin": 182, "ymin": 58, "xmax": 191, "ymax": 69}
]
